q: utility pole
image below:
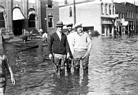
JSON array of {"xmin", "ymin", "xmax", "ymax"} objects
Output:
[
  {"xmin": 134, "ymin": 0, "xmax": 136, "ymax": 35},
  {"xmin": 73, "ymin": 0, "xmax": 76, "ymax": 25}
]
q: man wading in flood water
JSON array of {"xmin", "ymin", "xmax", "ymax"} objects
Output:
[
  {"xmin": 64, "ymin": 24, "xmax": 74, "ymax": 73},
  {"xmin": 48, "ymin": 21, "xmax": 70, "ymax": 75},
  {"xmin": 0, "ymin": 29, "xmax": 15, "ymax": 95},
  {"xmin": 69, "ymin": 23, "xmax": 92, "ymax": 73}
]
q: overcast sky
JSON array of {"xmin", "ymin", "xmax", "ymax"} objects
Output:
[
  {"xmin": 53, "ymin": 0, "xmax": 138, "ymax": 5},
  {"xmin": 14, "ymin": 0, "xmax": 138, "ymax": 5}
]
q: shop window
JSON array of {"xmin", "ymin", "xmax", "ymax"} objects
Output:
[{"xmin": 48, "ymin": 0, "xmax": 52, "ymax": 8}]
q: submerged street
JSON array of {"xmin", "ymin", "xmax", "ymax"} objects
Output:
[{"xmin": 4, "ymin": 36, "xmax": 138, "ymax": 95}]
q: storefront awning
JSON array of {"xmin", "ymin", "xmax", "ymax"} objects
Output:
[
  {"xmin": 13, "ymin": 7, "xmax": 25, "ymax": 20},
  {"xmin": 0, "ymin": 6, "xmax": 4, "ymax": 12}
]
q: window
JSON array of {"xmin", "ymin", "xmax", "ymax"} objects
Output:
[
  {"xmin": 28, "ymin": 14, "xmax": 35, "ymax": 27},
  {"xmin": 105, "ymin": 4, "xmax": 107, "ymax": 15},
  {"xmin": 69, "ymin": 6, "xmax": 72, "ymax": 17},
  {"xmin": 112, "ymin": 5, "xmax": 115, "ymax": 14},
  {"xmin": 101, "ymin": 3, "xmax": 104, "ymax": 15},
  {"xmin": 64, "ymin": 0, "xmax": 67, "ymax": 4},
  {"xmin": 109, "ymin": 4, "xmax": 111, "ymax": 15},
  {"xmin": 48, "ymin": 14, "xmax": 53, "ymax": 27},
  {"xmin": 0, "ymin": 12, "xmax": 5, "ymax": 28},
  {"xmin": 48, "ymin": 0, "xmax": 52, "ymax": 8}
]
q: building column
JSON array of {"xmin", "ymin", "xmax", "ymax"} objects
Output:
[
  {"xmin": 5, "ymin": 0, "xmax": 13, "ymax": 35},
  {"xmin": 22, "ymin": 0, "xmax": 28, "ymax": 29},
  {"xmin": 111, "ymin": 25, "xmax": 114, "ymax": 36},
  {"xmin": 35, "ymin": 0, "xmax": 41, "ymax": 30},
  {"xmin": 104, "ymin": 25, "xmax": 107, "ymax": 36}
]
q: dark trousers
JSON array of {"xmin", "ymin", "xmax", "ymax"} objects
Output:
[{"xmin": 73, "ymin": 50, "xmax": 89, "ymax": 70}]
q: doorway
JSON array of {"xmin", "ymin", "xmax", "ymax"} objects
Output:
[
  {"xmin": 13, "ymin": 20, "xmax": 24, "ymax": 36},
  {"xmin": 0, "ymin": 12, "xmax": 5, "ymax": 28},
  {"xmin": 28, "ymin": 14, "xmax": 35, "ymax": 27},
  {"xmin": 12, "ymin": 7, "xmax": 25, "ymax": 36}
]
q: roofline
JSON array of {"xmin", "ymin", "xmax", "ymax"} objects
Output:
[{"xmin": 59, "ymin": 0, "xmax": 95, "ymax": 8}]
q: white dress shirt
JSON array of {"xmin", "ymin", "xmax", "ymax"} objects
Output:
[{"xmin": 56, "ymin": 30, "xmax": 62, "ymax": 40}]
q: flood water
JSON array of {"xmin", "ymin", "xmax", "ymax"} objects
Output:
[{"xmin": 3, "ymin": 36, "xmax": 138, "ymax": 95}]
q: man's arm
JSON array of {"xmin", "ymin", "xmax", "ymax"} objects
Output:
[
  {"xmin": 48, "ymin": 34, "xmax": 53, "ymax": 59},
  {"xmin": 65, "ymin": 36, "xmax": 70, "ymax": 58},
  {"xmin": 48, "ymin": 34, "xmax": 53, "ymax": 54},
  {"xmin": 3, "ymin": 55, "xmax": 15, "ymax": 85},
  {"xmin": 82, "ymin": 34, "xmax": 92, "ymax": 58}
]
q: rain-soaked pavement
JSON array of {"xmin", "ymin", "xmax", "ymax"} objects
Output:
[{"xmin": 3, "ymin": 36, "xmax": 138, "ymax": 95}]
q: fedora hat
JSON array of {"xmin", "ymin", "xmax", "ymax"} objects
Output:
[
  {"xmin": 66, "ymin": 23, "xmax": 73, "ymax": 27},
  {"xmin": 73, "ymin": 23, "xmax": 82, "ymax": 29},
  {"xmin": 56, "ymin": 21, "xmax": 64, "ymax": 27}
]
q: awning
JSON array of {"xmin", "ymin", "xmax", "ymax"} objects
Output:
[
  {"xmin": 13, "ymin": 7, "xmax": 25, "ymax": 20},
  {"xmin": 0, "ymin": 6, "xmax": 4, "ymax": 12}
]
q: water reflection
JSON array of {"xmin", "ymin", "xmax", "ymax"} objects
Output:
[
  {"xmin": 2, "ymin": 36, "xmax": 138, "ymax": 95},
  {"xmin": 51, "ymin": 69, "xmax": 89, "ymax": 95}
]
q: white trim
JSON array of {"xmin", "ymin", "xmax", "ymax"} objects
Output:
[{"xmin": 13, "ymin": 7, "xmax": 25, "ymax": 20}]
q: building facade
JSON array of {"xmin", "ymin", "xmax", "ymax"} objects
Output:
[
  {"xmin": 114, "ymin": 2, "xmax": 137, "ymax": 36},
  {"xmin": 101, "ymin": 2, "xmax": 117, "ymax": 36},
  {"xmin": 59, "ymin": 1, "xmax": 117, "ymax": 36},
  {"xmin": 0, "ymin": 0, "xmax": 59, "ymax": 37},
  {"xmin": 59, "ymin": 0, "xmax": 138, "ymax": 37}
]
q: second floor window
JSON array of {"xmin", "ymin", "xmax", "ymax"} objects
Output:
[
  {"xmin": 48, "ymin": 14, "xmax": 53, "ymax": 27},
  {"xmin": 69, "ymin": 7, "xmax": 72, "ymax": 17},
  {"xmin": 105, "ymin": 4, "xmax": 107, "ymax": 15},
  {"xmin": 48, "ymin": 0, "xmax": 52, "ymax": 8},
  {"xmin": 109, "ymin": 5, "xmax": 111, "ymax": 15}
]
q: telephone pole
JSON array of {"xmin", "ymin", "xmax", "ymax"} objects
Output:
[{"xmin": 73, "ymin": 0, "xmax": 76, "ymax": 24}]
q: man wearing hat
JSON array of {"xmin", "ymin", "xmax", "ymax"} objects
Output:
[
  {"xmin": 48, "ymin": 21, "xmax": 70, "ymax": 75},
  {"xmin": 63, "ymin": 23, "xmax": 74, "ymax": 73},
  {"xmin": 71, "ymin": 23, "xmax": 92, "ymax": 72},
  {"xmin": 64, "ymin": 24, "xmax": 73, "ymax": 35}
]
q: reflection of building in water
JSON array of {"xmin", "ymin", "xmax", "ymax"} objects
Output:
[{"xmin": 0, "ymin": 0, "xmax": 59, "ymax": 37}]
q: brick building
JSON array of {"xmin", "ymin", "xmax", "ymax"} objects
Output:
[
  {"xmin": 0, "ymin": 0, "xmax": 59, "ymax": 37},
  {"xmin": 114, "ymin": 2, "xmax": 137, "ymax": 36}
]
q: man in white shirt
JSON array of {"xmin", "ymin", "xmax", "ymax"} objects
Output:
[{"xmin": 71, "ymin": 23, "xmax": 92, "ymax": 72}]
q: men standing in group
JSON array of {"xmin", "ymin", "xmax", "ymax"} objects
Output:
[
  {"xmin": 70, "ymin": 23, "xmax": 92, "ymax": 72},
  {"xmin": 48, "ymin": 21, "xmax": 70, "ymax": 75}
]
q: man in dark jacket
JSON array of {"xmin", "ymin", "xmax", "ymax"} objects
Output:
[{"xmin": 48, "ymin": 21, "xmax": 70, "ymax": 75}]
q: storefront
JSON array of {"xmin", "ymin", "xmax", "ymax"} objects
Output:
[
  {"xmin": 101, "ymin": 17, "xmax": 115, "ymax": 36},
  {"xmin": 12, "ymin": 7, "xmax": 25, "ymax": 36}
]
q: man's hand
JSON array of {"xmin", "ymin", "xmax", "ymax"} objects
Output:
[
  {"xmin": 49, "ymin": 54, "xmax": 53, "ymax": 59},
  {"xmin": 67, "ymin": 52, "xmax": 70, "ymax": 58},
  {"xmin": 82, "ymin": 52, "xmax": 89, "ymax": 59},
  {"xmin": 11, "ymin": 76, "xmax": 15, "ymax": 85}
]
